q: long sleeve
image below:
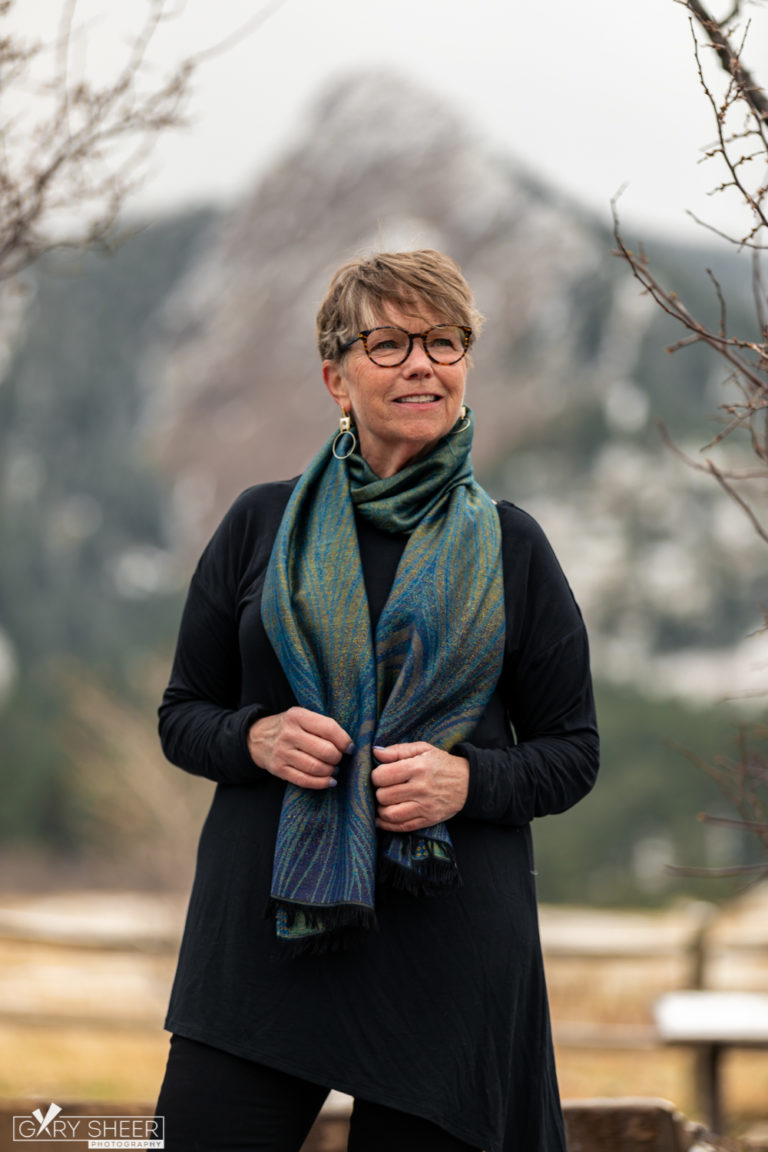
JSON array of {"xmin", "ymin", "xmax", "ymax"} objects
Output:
[
  {"xmin": 158, "ymin": 481, "xmax": 296, "ymax": 785},
  {"xmin": 158, "ymin": 576, "xmax": 267, "ymax": 784},
  {"xmin": 457, "ymin": 501, "xmax": 599, "ymax": 825}
]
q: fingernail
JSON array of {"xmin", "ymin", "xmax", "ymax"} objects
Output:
[
  {"xmin": 332, "ymin": 764, "xmax": 340, "ymax": 776},
  {"xmin": 327, "ymin": 778, "xmax": 338, "ymax": 788},
  {"xmin": 346, "ymin": 742, "xmax": 356, "ymax": 755},
  {"xmin": 373, "ymin": 745, "xmax": 386, "ymax": 752}
]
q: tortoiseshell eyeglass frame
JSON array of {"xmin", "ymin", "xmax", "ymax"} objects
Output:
[{"xmin": 338, "ymin": 325, "xmax": 472, "ymax": 366}]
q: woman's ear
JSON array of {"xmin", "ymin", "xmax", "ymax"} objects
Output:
[{"xmin": 322, "ymin": 360, "xmax": 349, "ymax": 409}]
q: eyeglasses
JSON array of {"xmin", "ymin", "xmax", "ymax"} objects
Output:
[{"xmin": 339, "ymin": 325, "xmax": 472, "ymax": 367}]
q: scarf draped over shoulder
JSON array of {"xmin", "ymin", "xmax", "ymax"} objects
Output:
[{"xmin": 261, "ymin": 411, "xmax": 505, "ymax": 950}]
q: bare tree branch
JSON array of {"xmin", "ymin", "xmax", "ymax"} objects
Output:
[
  {"xmin": 684, "ymin": 208, "xmax": 768, "ymax": 251},
  {"xmin": 689, "ymin": 20, "xmax": 768, "ymax": 238},
  {"xmin": 0, "ymin": 0, "xmax": 188, "ymax": 277},
  {"xmin": 708, "ymin": 265, "xmax": 728, "ymax": 337},
  {"xmin": 0, "ymin": 0, "xmax": 284, "ymax": 281},
  {"xmin": 698, "ymin": 812, "xmax": 768, "ymax": 832},
  {"xmin": 667, "ymin": 862, "xmax": 768, "ymax": 878},
  {"xmin": 753, "ymin": 246, "xmax": 768, "ymax": 333},
  {"xmin": 614, "ymin": 3, "xmax": 768, "ymax": 875},
  {"xmin": 705, "ymin": 455, "xmax": 768, "ymax": 541},
  {"xmin": 682, "ymin": 0, "xmax": 768, "ymax": 125},
  {"xmin": 667, "ymin": 861, "xmax": 768, "ymax": 875}
]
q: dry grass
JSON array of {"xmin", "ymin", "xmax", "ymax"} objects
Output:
[{"xmin": 0, "ymin": 1022, "xmax": 167, "ymax": 1103}]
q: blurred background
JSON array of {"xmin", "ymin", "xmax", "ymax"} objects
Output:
[{"xmin": 0, "ymin": 0, "xmax": 767, "ymax": 1141}]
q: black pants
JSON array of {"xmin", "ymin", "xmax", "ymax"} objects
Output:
[{"xmin": 156, "ymin": 1035, "xmax": 481, "ymax": 1152}]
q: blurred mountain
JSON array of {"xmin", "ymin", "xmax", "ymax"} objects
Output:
[
  {"xmin": 149, "ymin": 70, "xmax": 619, "ymax": 544},
  {"xmin": 0, "ymin": 71, "xmax": 763, "ymax": 896},
  {"xmin": 146, "ymin": 72, "xmax": 764, "ymax": 683}
]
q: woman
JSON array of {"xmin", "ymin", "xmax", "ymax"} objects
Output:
[{"xmin": 156, "ymin": 250, "xmax": 599, "ymax": 1152}]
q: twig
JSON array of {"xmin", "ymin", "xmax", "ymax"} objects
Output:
[
  {"xmin": 707, "ymin": 459, "xmax": 768, "ymax": 540},
  {"xmin": 708, "ymin": 265, "xmax": 728, "ymax": 338},
  {"xmin": 0, "ymin": 0, "xmax": 279, "ymax": 281},
  {"xmin": 689, "ymin": 21, "xmax": 768, "ymax": 235},
  {"xmin": 666, "ymin": 862, "xmax": 768, "ymax": 877},
  {"xmin": 698, "ymin": 812, "xmax": 768, "ymax": 832},
  {"xmin": 753, "ymin": 247, "xmax": 768, "ymax": 334},
  {"xmin": 683, "ymin": 0, "xmax": 768, "ymax": 126},
  {"xmin": 684, "ymin": 209, "xmax": 768, "ymax": 252}
]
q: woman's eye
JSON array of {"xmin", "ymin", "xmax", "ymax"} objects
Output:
[{"xmin": 368, "ymin": 331, "xmax": 405, "ymax": 353}]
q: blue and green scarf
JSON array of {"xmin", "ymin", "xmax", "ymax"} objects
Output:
[{"xmin": 261, "ymin": 411, "xmax": 505, "ymax": 949}]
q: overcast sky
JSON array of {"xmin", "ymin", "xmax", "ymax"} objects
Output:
[{"xmin": 15, "ymin": 0, "xmax": 768, "ymax": 241}]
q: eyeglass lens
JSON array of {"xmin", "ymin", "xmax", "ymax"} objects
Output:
[{"xmin": 364, "ymin": 327, "xmax": 467, "ymax": 366}]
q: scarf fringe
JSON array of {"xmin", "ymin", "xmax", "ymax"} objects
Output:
[
  {"xmin": 377, "ymin": 851, "xmax": 461, "ymax": 897},
  {"xmin": 267, "ymin": 899, "xmax": 377, "ymax": 956}
]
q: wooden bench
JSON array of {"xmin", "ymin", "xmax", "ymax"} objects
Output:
[{"xmin": 654, "ymin": 990, "xmax": 768, "ymax": 1133}]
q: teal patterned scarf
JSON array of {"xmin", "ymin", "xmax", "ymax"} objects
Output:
[{"xmin": 261, "ymin": 411, "xmax": 505, "ymax": 949}]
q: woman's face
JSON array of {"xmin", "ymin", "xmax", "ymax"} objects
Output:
[{"xmin": 322, "ymin": 303, "xmax": 468, "ymax": 478}]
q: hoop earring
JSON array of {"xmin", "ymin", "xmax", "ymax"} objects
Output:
[
  {"xmin": 332, "ymin": 412, "xmax": 356, "ymax": 460},
  {"xmin": 452, "ymin": 404, "xmax": 470, "ymax": 434}
]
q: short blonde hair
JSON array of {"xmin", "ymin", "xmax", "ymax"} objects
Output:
[{"xmin": 316, "ymin": 250, "xmax": 483, "ymax": 361}]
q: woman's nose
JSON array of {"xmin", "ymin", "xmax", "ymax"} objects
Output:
[{"xmin": 403, "ymin": 338, "xmax": 433, "ymax": 373}]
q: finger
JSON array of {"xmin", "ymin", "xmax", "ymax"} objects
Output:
[
  {"xmin": 287, "ymin": 731, "xmax": 347, "ymax": 768},
  {"xmin": 376, "ymin": 818, "xmax": 405, "ymax": 832},
  {"xmin": 370, "ymin": 763, "xmax": 414, "ymax": 788},
  {"xmin": 373, "ymin": 742, "xmax": 428, "ymax": 761},
  {"xmin": 376, "ymin": 811, "xmax": 429, "ymax": 833},
  {"xmin": 294, "ymin": 708, "xmax": 353, "ymax": 753},
  {"xmin": 281, "ymin": 749, "xmax": 339, "ymax": 778},
  {"xmin": 374, "ymin": 782, "xmax": 416, "ymax": 808},
  {"xmin": 279, "ymin": 765, "xmax": 338, "ymax": 791},
  {"xmin": 375, "ymin": 800, "xmax": 421, "ymax": 825}
]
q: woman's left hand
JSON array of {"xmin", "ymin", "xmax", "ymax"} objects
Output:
[{"xmin": 371, "ymin": 743, "xmax": 469, "ymax": 833}]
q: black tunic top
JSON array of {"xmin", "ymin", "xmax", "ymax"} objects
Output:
[{"xmin": 159, "ymin": 480, "xmax": 599, "ymax": 1152}]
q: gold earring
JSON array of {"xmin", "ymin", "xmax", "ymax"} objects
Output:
[
  {"xmin": 332, "ymin": 411, "xmax": 356, "ymax": 460},
  {"xmin": 452, "ymin": 404, "xmax": 470, "ymax": 434}
]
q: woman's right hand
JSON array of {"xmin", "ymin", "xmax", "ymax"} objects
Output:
[{"xmin": 247, "ymin": 707, "xmax": 353, "ymax": 790}]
